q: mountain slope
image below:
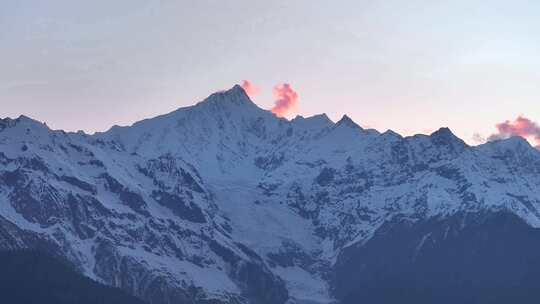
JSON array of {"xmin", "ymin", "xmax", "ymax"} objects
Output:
[
  {"xmin": 1, "ymin": 84, "xmax": 540, "ymax": 303},
  {"xmin": 0, "ymin": 250, "xmax": 147, "ymax": 304},
  {"xmin": 335, "ymin": 211, "xmax": 540, "ymax": 304}
]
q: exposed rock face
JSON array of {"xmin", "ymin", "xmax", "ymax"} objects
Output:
[{"xmin": 1, "ymin": 85, "xmax": 540, "ymax": 303}]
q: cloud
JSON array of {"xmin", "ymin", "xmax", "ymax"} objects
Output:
[
  {"xmin": 487, "ymin": 116, "xmax": 540, "ymax": 150},
  {"xmin": 271, "ymin": 83, "xmax": 298, "ymax": 117},
  {"xmin": 240, "ymin": 80, "xmax": 260, "ymax": 98},
  {"xmin": 472, "ymin": 133, "xmax": 486, "ymax": 144}
]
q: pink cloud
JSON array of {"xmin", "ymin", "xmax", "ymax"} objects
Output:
[
  {"xmin": 240, "ymin": 80, "xmax": 260, "ymax": 98},
  {"xmin": 271, "ymin": 83, "xmax": 298, "ymax": 117},
  {"xmin": 488, "ymin": 116, "xmax": 540, "ymax": 150}
]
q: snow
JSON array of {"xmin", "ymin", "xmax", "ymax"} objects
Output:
[
  {"xmin": 273, "ymin": 266, "xmax": 333, "ymax": 304},
  {"xmin": 2, "ymin": 84, "xmax": 540, "ymax": 303}
]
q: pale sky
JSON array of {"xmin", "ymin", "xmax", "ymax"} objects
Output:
[{"xmin": 2, "ymin": 0, "xmax": 540, "ymax": 144}]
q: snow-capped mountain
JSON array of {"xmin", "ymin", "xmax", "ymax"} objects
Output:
[{"xmin": 2, "ymin": 85, "xmax": 540, "ymax": 303}]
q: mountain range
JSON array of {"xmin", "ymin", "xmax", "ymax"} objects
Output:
[{"xmin": 2, "ymin": 84, "xmax": 540, "ymax": 303}]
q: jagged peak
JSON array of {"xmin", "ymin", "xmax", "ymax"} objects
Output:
[
  {"xmin": 229, "ymin": 84, "xmax": 250, "ymax": 99},
  {"xmin": 0, "ymin": 115, "xmax": 35, "ymax": 124},
  {"xmin": 381, "ymin": 129, "xmax": 403, "ymax": 139},
  {"xmin": 0, "ymin": 115, "xmax": 49, "ymax": 132},
  {"xmin": 336, "ymin": 115, "xmax": 362, "ymax": 129},
  {"xmin": 293, "ymin": 113, "xmax": 333, "ymax": 124},
  {"xmin": 196, "ymin": 84, "xmax": 256, "ymax": 109},
  {"xmin": 430, "ymin": 127, "xmax": 459, "ymax": 141},
  {"xmin": 430, "ymin": 127, "xmax": 454, "ymax": 137},
  {"xmin": 290, "ymin": 113, "xmax": 334, "ymax": 133},
  {"xmin": 101, "ymin": 84, "xmax": 275, "ymax": 143},
  {"xmin": 429, "ymin": 127, "xmax": 468, "ymax": 150}
]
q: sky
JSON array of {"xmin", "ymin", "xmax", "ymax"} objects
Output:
[{"xmin": 1, "ymin": 0, "xmax": 540, "ymax": 146}]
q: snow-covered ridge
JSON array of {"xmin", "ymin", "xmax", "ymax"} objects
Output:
[{"xmin": 1, "ymin": 85, "xmax": 540, "ymax": 304}]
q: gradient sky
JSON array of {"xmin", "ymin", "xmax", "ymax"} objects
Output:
[{"xmin": 2, "ymin": 1, "xmax": 540, "ymax": 145}]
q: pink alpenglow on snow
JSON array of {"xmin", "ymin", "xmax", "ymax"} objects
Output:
[{"xmin": 271, "ymin": 83, "xmax": 298, "ymax": 117}]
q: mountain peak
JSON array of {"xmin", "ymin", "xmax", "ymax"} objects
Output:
[
  {"xmin": 291, "ymin": 113, "xmax": 334, "ymax": 132},
  {"xmin": 0, "ymin": 115, "xmax": 49, "ymax": 133},
  {"xmin": 224, "ymin": 84, "xmax": 252, "ymax": 103},
  {"xmin": 230, "ymin": 84, "xmax": 248, "ymax": 96},
  {"xmin": 381, "ymin": 129, "xmax": 402, "ymax": 139},
  {"xmin": 196, "ymin": 84, "xmax": 255, "ymax": 109},
  {"xmin": 429, "ymin": 127, "xmax": 468, "ymax": 150},
  {"xmin": 292, "ymin": 113, "xmax": 333, "ymax": 124},
  {"xmin": 484, "ymin": 135, "xmax": 537, "ymax": 153},
  {"xmin": 430, "ymin": 127, "xmax": 457, "ymax": 139},
  {"xmin": 336, "ymin": 115, "xmax": 361, "ymax": 129},
  {"xmin": 4, "ymin": 84, "xmax": 540, "ymax": 304}
]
